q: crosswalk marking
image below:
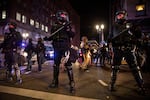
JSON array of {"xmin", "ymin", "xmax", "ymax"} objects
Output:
[
  {"xmin": 98, "ymin": 80, "xmax": 108, "ymax": 87},
  {"xmin": 0, "ymin": 85, "xmax": 99, "ymax": 100}
]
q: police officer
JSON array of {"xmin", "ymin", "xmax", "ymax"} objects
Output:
[
  {"xmin": 36, "ymin": 38, "xmax": 45, "ymax": 72},
  {"xmin": 44, "ymin": 10, "xmax": 75, "ymax": 93},
  {"xmin": 0, "ymin": 22, "xmax": 23, "ymax": 84},
  {"xmin": 24, "ymin": 38, "xmax": 35, "ymax": 74},
  {"xmin": 108, "ymin": 9, "xmax": 145, "ymax": 94}
]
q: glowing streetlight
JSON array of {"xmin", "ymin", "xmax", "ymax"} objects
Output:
[
  {"xmin": 95, "ymin": 24, "xmax": 105, "ymax": 44},
  {"xmin": 22, "ymin": 33, "xmax": 29, "ymax": 39},
  {"xmin": 96, "ymin": 25, "xmax": 100, "ymax": 44},
  {"xmin": 101, "ymin": 24, "xmax": 104, "ymax": 42},
  {"xmin": 96, "ymin": 25, "xmax": 100, "ymax": 31},
  {"xmin": 22, "ymin": 33, "xmax": 29, "ymax": 46}
]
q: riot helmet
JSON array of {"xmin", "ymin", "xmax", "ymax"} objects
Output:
[
  {"xmin": 56, "ymin": 10, "xmax": 69, "ymax": 23},
  {"xmin": 4, "ymin": 22, "xmax": 17, "ymax": 33},
  {"xmin": 8, "ymin": 22, "xmax": 17, "ymax": 32},
  {"xmin": 115, "ymin": 9, "xmax": 127, "ymax": 24},
  {"xmin": 28, "ymin": 38, "xmax": 32, "ymax": 43},
  {"xmin": 38, "ymin": 37, "xmax": 43, "ymax": 43}
]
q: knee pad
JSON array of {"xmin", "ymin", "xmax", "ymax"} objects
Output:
[
  {"xmin": 111, "ymin": 66, "xmax": 120, "ymax": 70},
  {"xmin": 14, "ymin": 64, "xmax": 19, "ymax": 70},
  {"xmin": 130, "ymin": 65, "xmax": 140, "ymax": 72},
  {"xmin": 66, "ymin": 66, "xmax": 72, "ymax": 70},
  {"xmin": 65, "ymin": 61, "xmax": 72, "ymax": 66}
]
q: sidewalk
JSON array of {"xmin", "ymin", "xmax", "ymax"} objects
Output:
[{"xmin": 0, "ymin": 85, "xmax": 98, "ymax": 100}]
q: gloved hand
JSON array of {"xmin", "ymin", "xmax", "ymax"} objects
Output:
[{"xmin": 43, "ymin": 36, "xmax": 49, "ymax": 41}]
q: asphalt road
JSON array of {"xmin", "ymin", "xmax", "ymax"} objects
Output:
[{"xmin": 0, "ymin": 60, "xmax": 150, "ymax": 100}]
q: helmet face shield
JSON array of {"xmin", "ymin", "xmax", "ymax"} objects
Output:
[
  {"xmin": 8, "ymin": 22, "xmax": 17, "ymax": 29},
  {"xmin": 4, "ymin": 22, "xmax": 16, "ymax": 33},
  {"xmin": 9, "ymin": 24, "xmax": 15, "ymax": 29},
  {"xmin": 60, "ymin": 13, "xmax": 67, "ymax": 18},
  {"xmin": 116, "ymin": 13, "xmax": 125, "ymax": 19},
  {"xmin": 56, "ymin": 10, "xmax": 69, "ymax": 22},
  {"xmin": 115, "ymin": 10, "xmax": 127, "ymax": 23}
]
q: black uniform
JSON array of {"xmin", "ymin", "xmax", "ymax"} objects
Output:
[
  {"xmin": 108, "ymin": 10, "xmax": 145, "ymax": 94},
  {"xmin": 36, "ymin": 38, "xmax": 45, "ymax": 72},
  {"xmin": 44, "ymin": 10, "xmax": 75, "ymax": 93},
  {"xmin": 0, "ymin": 22, "xmax": 23, "ymax": 82},
  {"xmin": 24, "ymin": 38, "xmax": 35, "ymax": 72}
]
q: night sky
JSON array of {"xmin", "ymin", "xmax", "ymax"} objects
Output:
[{"xmin": 68, "ymin": 0, "xmax": 110, "ymax": 41}]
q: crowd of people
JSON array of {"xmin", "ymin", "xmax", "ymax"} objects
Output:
[{"xmin": 78, "ymin": 36, "xmax": 113, "ymax": 72}]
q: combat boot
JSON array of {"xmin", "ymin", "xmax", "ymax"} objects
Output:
[
  {"xmin": 137, "ymin": 86, "xmax": 146, "ymax": 95},
  {"xmin": 49, "ymin": 79, "xmax": 58, "ymax": 88},
  {"xmin": 69, "ymin": 81, "xmax": 75, "ymax": 93},
  {"xmin": 109, "ymin": 84, "xmax": 116, "ymax": 91}
]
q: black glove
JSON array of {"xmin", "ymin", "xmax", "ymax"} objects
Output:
[
  {"xmin": 43, "ymin": 36, "xmax": 49, "ymax": 41},
  {"xmin": 107, "ymin": 38, "xmax": 112, "ymax": 43}
]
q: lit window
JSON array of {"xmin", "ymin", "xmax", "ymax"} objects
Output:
[
  {"xmin": 45, "ymin": 26, "xmax": 48, "ymax": 32},
  {"xmin": 16, "ymin": 12, "xmax": 21, "ymax": 21},
  {"xmin": 136, "ymin": 4, "xmax": 145, "ymax": 11},
  {"xmin": 41, "ymin": 24, "xmax": 44, "ymax": 31},
  {"xmin": 2, "ymin": 10, "xmax": 6, "ymax": 19},
  {"xmin": 30, "ymin": 19, "xmax": 34, "ymax": 26},
  {"xmin": 136, "ymin": 4, "xmax": 146, "ymax": 16},
  {"xmin": 22, "ymin": 15, "xmax": 26, "ymax": 23},
  {"xmin": 35, "ymin": 21, "xmax": 39, "ymax": 28}
]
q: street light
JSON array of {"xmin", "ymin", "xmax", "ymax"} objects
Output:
[
  {"xmin": 22, "ymin": 33, "xmax": 29, "ymax": 39},
  {"xmin": 101, "ymin": 24, "xmax": 104, "ymax": 43},
  {"xmin": 96, "ymin": 25, "xmax": 101, "ymax": 44},
  {"xmin": 95, "ymin": 24, "xmax": 105, "ymax": 44},
  {"xmin": 22, "ymin": 33, "xmax": 29, "ymax": 46}
]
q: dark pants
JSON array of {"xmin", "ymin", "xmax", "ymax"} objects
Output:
[
  {"xmin": 110, "ymin": 47, "xmax": 144, "ymax": 89},
  {"xmin": 26, "ymin": 53, "xmax": 32, "ymax": 71},
  {"xmin": 51, "ymin": 48, "xmax": 74, "ymax": 88},
  {"xmin": 5, "ymin": 52, "xmax": 13, "ymax": 77},
  {"xmin": 5, "ymin": 51, "xmax": 21, "ymax": 80},
  {"xmin": 37, "ymin": 52, "xmax": 44, "ymax": 71}
]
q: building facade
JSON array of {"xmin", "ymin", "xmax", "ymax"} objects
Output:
[
  {"xmin": 0, "ymin": 0, "xmax": 80, "ymax": 46},
  {"xmin": 110, "ymin": 0, "xmax": 150, "ymax": 35}
]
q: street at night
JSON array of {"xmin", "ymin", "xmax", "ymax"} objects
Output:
[
  {"xmin": 0, "ymin": 60, "xmax": 150, "ymax": 100},
  {"xmin": 0, "ymin": 0, "xmax": 150, "ymax": 100}
]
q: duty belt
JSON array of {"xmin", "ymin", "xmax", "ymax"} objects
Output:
[
  {"xmin": 117, "ymin": 45, "xmax": 136, "ymax": 51},
  {"xmin": 54, "ymin": 39, "xmax": 68, "ymax": 42}
]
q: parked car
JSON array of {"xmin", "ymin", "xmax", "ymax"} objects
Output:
[{"xmin": 45, "ymin": 46, "xmax": 54, "ymax": 60}]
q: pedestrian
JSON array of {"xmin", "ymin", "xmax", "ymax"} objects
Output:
[
  {"xmin": 108, "ymin": 9, "xmax": 145, "ymax": 95},
  {"xmin": 35, "ymin": 38, "xmax": 45, "ymax": 72},
  {"xmin": 79, "ymin": 36, "xmax": 91, "ymax": 72},
  {"xmin": 44, "ymin": 10, "xmax": 76, "ymax": 93},
  {"xmin": 0, "ymin": 22, "xmax": 23, "ymax": 84},
  {"xmin": 95, "ymin": 46, "xmax": 101, "ymax": 66},
  {"xmin": 24, "ymin": 38, "xmax": 35, "ymax": 74},
  {"xmin": 107, "ymin": 47, "xmax": 113, "ymax": 65},
  {"xmin": 99, "ymin": 44, "xmax": 107, "ymax": 67}
]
